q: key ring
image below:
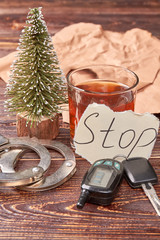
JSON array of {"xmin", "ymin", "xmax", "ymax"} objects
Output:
[{"xmin": 0, "ymin": 137, "xmax": 51, "ymax": 186}]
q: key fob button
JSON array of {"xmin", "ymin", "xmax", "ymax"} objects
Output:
[
  {"xmin": 103, "ymin": 160, "xmax": 112, "ymax": 166},
  {"xmin": 94, "ymin": 160, "xmax": 104, "ymax": 166},
  {"xmin": 114, "ymin": 162, "xmax": 120, "ymax": 170}
]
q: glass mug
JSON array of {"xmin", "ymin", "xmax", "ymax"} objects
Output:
[{"xmin": 67, "ymin": 65, "xmax": 139, "ymax": 147}]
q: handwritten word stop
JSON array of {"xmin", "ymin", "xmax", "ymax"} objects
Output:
[{"xmin": 74, "ymin": 103, "xmax": 159, "ymax": 164}]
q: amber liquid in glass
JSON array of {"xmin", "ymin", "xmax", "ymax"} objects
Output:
[{"xmin": 68, "ymin": 80, "xmax": 135, "ymax": 139}]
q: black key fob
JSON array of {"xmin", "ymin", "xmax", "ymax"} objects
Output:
[
  {"xmin": 77, "ymin": 158, "xmax": 124, "ymax": 209},
  {"xmin": 123, "ymin": 157, "xmax": 158, "ymax": 188}
]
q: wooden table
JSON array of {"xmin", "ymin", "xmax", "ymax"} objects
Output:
[{"xmin": 0, "ymin": 1, "xmax": 160, "ymax": 239}]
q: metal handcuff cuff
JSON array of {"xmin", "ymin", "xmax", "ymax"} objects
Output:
[{"xmin": 0, "ymin": 135, "xmax": 76, "ymax": 191}]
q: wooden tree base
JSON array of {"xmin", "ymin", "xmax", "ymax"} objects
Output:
[{"xmin": 16, "ymin": 112, "xmax": 59, "ymax": 139}]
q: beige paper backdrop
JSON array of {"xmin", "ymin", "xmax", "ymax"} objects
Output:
[{"xmin": 0, "ymin": 22, "xmax": 160, "ymax": 114}]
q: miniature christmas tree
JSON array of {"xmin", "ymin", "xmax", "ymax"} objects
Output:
[{"xmin": 5, "ymin": 7, "xmax": 67, "ymax": 127}]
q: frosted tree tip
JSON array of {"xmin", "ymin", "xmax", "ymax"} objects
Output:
[{"xmin": 28, "ymin": 7, "xmax": 43, "ymax": 16}]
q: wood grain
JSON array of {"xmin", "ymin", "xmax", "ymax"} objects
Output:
[
  {"xmin": 16, "ymin": 112, "xmax": 59, "ymax": 139},
  {"xmin": 0, "ymin": 1, "xmax": 160, "ymax": 239}
]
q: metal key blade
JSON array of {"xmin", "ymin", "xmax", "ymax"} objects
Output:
[{"xmin": 142, "ymin": 183, "xmax": 160, "ymax": 216}]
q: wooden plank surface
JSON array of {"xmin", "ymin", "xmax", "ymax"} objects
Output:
[{"xmin": 0, "ymin": 0, "xmax": 160, "ymax": 239}]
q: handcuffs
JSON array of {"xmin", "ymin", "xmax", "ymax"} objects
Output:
[{"xmin": 0, "ymin": 135, "xmax": 76, "ymax": 191}]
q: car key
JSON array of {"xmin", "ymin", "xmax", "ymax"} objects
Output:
[
  {"xmin": 77, "ymin": 158, "xmax": 124, "ymax": 208},
  {"xmin": 123, "ymin": 157, "xmax": 160, "ymax": 216}
]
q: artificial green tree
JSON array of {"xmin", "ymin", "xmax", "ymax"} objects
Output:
[{"xmin": 5, "ymin": 7, "xmax": 67, "ymax": 126}]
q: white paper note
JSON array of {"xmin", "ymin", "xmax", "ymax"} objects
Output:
[{"xmin": 74, "ymin": 103, "xmax": 160, "ymax": 164}]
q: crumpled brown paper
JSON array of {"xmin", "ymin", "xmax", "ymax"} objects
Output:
[{"xmin": 0, "ymin": 22, "xmax": 160, "ymax": 114}]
